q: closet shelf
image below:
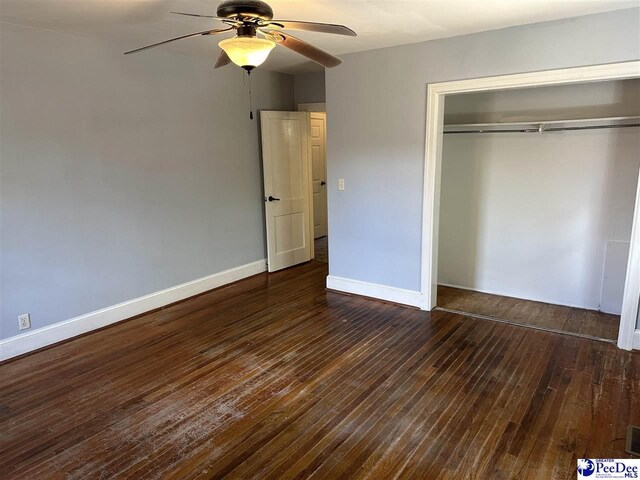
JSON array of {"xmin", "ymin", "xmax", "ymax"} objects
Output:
[{"xmin": 443, "ymin": 115, "xmax": 640, "ymax": 134}]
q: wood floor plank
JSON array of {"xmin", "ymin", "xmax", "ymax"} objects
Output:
[
  {"xmin": 437, "ymin": 285, "xmax": 620, "ymax": 341},
  {"xmin": 1, "ymin": 261, "xmax": 638, "ymax": 479}
]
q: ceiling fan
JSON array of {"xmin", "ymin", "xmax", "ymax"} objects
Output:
[{"xmin": 124, "ymin": 0, "xmax": 356, "ymax": 71}]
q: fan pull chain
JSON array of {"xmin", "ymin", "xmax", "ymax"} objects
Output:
[{"xmin": 246, "ymin": 70, "xmax": 254, "ymax": 120}]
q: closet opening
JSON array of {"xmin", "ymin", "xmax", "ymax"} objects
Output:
[
  {"xmin": 420, "ymin": 62, "xmax": 640, "ymax": 350},
  {"xmin": 438, "ymin": 79, "xmax": 640, "ymax": 342}
]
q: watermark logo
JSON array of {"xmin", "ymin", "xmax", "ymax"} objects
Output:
[
  {"xmin": 577, "ymin": 459, "xmax": 640, "ymax": 479},
  {"xmin": 578, "ymin": 459, "xmax": 595, "ymax": 476}
]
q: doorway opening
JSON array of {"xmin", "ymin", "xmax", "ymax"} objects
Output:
[
  {"xmin": 298, "ymin": 102, "xmax": 329, "ymax": 266},
  {"xmin": 421, "ymin": 61, "xmax": 640, "ymax": 350},
  {"xmin": 307, "ymin": 109, "xmax": 329, "ymax": 265},
  {"xmin": 259, "ymin": 103, "xmax": 328, "ymax": 273}
]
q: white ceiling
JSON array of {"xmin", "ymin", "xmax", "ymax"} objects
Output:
[{"xmin": 1, "ymin": 0, "xmax": 638, "ymax": 74}]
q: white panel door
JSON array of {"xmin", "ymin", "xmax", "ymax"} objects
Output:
[
  {"xmin": 261, "ymin": 111, "xmax": 312, "ymax": 272},
  {"xmin": 310, "ymin": 113, "xmax": 328, "ymax": 238}
]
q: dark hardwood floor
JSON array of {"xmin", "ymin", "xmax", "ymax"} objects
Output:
[
  {"xmin": 438, "ymin": 285, "xmax": 620, "ymax": 342},
  {"xmin": 314, "ymin": 236, "xmax": 328, "ymax": 264},
  {"xmin": 1, "ymin": 261, "xmax": 638, "ymax": 479}
]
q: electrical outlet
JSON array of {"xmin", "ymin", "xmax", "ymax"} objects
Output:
[
  {"xmin": 338, "ymin": 178, "xmax": 345, "ymax": 191},
  {"xmin": 18, "ymin": 313, "xmax": 31, "ymax": 330}
]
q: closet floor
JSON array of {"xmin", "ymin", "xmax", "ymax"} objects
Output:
[{"xmin": 437, "ymin": 286, "xmax": 620, "ymax": 342}]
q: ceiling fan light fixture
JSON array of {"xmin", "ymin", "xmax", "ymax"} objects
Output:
[{"xmin": 218, "ymin": 36, "xmax": 275, "ymax": 70}]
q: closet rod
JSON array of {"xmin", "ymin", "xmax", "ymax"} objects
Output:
[{"xmin": 444, "ymin": 123, "xmax": 640, "ymax": 134}]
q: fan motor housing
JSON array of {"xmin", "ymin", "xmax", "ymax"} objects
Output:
[{"xmin": 217, "ymin": 0, "xmax": 274, "ymax": 21}]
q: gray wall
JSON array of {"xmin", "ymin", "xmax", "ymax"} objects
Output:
[
  {"xmin": 325, "ymin": 9, "xmax": 640, "ymax": 309},
  {"xmin": 0, "ymin": 22, "xmax": 294, "ymax": 339},
  {"xmin": 294, "ymin": 72, "xmax": 326, "ymax": 105}
]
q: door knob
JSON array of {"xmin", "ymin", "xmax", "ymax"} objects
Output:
[
  {"xmin": 320, "ymin": 181, "xmax": 326, "ymax": 186},
  {"xmin": 267, "ymin": 195, "xmax": 280, "ymax": 202}
]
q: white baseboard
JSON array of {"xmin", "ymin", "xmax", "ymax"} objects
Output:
[
  {"xmin": 633, "ymin": 330, "xmax": 640, "ymax": 350},
  {"xmin": 326, "ymin": 275, "xmax": 423, "ymax": 308},
  {"xmin": 0, "ymin": 259, "xmax": 267, "ymax": 362}
]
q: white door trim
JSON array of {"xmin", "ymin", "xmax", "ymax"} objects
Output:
[
  {"xmin": 420, "ymin": 60, "xmax": 640, "ymax": 350},
  {"xmin": 310, "ymin": 112, "xmax": 328, "ymax": 239},
  {"xmin": 621, "ymin": 172, "xmax": 640, "ymax": 349}
]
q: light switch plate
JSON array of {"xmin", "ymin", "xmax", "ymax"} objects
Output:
[{"xmin": 338, "ymin": 178, "xmax": 345, "ymax": 191}]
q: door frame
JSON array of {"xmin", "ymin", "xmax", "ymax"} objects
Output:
[
  {"xmin": 420, "ymin": 60, "xmax": 640, "ymax": 350},
  {"xmin": 310, "ymin": 112, "xmax": 328, "ymax": 239}
]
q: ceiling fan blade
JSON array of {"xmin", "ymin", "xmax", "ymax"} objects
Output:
[
  {"xmin": 262, "ymin": 30, "xmax": 342, "ymax": 68},
  {"xmin": 264, "ymin": 20, "xmax": 356, "ymax": 37},
  {"xmin": 124, "ymin": 28, "xmax": 233, "ymax": 55},
  {"xmin": 170, "ymin": 11, "xmax": 241, "ymax": 24},
  {"xmin": 215, "ymin": 50, "xmax": 232, "ymax": 69}
]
